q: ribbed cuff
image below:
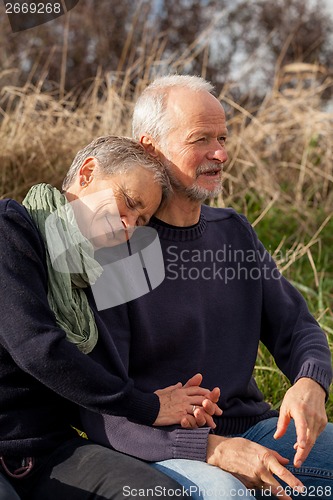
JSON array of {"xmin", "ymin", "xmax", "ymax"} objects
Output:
[
  {"xmin": 295, "ymin": 362, "xmax": 332, "ymax": 400},
  {"xmin": 173, "ymin": 427, "xmax": 210, "ymax": 461}
]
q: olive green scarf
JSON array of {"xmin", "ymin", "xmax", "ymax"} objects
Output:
[{"xmin": 23, "ymin": 183, "xmax": 103, "ymax": 354}]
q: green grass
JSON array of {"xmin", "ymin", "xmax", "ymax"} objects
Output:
[{"xmin": 245, "ymin": 204, "xmax": 333, "ymax": 420}]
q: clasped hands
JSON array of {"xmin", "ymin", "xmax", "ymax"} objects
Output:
[{"xmin": 154, "ymin": 372, "xmax": 222, "ymax": 429}]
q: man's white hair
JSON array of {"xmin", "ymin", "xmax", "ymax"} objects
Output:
[{"xmin": 132, "ymin": 75, "xmax": 215, "ymax": 142}]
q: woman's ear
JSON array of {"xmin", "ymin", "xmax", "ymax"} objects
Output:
[
  {"xmin": 79, "ymin": 157, "xmax": 97, "ymax": 186},
  {"xmin": 140, "ymin": 135, "xmax": 159, "ymax": 158}
]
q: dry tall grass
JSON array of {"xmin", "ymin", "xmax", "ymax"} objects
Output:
[
  {"xmin": 0, "ymin": 62, "xmax": 332, "ymax": 413},
  {"xmin": 1, "ymin": 65, "xmax": 332, "ymax": 209}
]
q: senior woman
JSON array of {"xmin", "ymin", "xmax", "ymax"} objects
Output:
[{"xmin": 0, "ymin": 136, "xmax": 219, "ymax": 500}]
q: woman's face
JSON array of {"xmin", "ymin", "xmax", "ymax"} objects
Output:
[{"xmin": 72, "ymin": 166, "xmax": 162, "ymax": 249}]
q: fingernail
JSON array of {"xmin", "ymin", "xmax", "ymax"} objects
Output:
[{"xmin": 295, "ymin": 460, "xmax": 303, "ymax": 468}]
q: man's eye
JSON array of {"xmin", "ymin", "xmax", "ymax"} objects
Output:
[{"xmin": 218, "ymin": 136, "xmax": 227, "ymax": 144}]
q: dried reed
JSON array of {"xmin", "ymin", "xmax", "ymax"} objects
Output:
[{"xmin": 0, "ymin": 58, "xmax": 332, "ymax": 411}]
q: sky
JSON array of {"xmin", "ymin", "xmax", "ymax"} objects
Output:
[{"xmin": 316, "ymin": 0, "xmax": 333, "ymax": 19}]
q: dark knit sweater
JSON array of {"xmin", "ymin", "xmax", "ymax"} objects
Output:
[
  {"xmin": 81, "ymin": 205, "xmax": 332, "ymax": 462},
  {"xmin": 0, "ymin": 199, "xmax": 159, "ymax": 457}
]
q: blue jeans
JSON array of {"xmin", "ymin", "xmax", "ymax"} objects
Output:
[
  {"xmin": 152, "ymin": 460, "xmax": 255, "ymax": 499},
  {"xmin": 241, "ymin": 417, "xmax": 333, "ymax": 499},
  {"xmin": 153, "ymin": 418, "xmax": 333, "ymax": 500}
]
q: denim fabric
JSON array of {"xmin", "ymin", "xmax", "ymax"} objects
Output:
[
  {"xmin": 152, "ymin": 459, "xmax": 255, "ymax": 499},
  {"xmin": 240, "ymin": 417, "xmax": 333, "ymax": 499},
  {"xmin": 152, "ymin": 418, "xmax": 333, "ymax": 500}
]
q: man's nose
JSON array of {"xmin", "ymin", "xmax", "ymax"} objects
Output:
[
  {"xmin": 207, "ymin": 143, "xmax": 228, "ymax": 163},
  {"xmin": 207, "ymin": 140, "xmax": 228, "ymax": 163}
]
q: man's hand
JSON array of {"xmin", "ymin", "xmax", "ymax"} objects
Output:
[
  {"xmin": 153, "ymin": 373, "xmax": 222, "ymax": 427},
  {"xmin": 207, "ymin": 435, "xmax": 305, "ymax": 500},
  {"xmin": 273, "ymin": 377, "xmax": 327, "ymax": 467}
]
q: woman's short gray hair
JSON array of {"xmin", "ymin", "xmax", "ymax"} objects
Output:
[
  {"xmin": 132, "ymin": 75, "xmax": 215, "ymax": 142},
  {"xmin": 62, "ymin": 135, "xmax": 170, "ymax": 197}
]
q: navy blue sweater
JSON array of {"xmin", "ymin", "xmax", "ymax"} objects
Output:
[
  {"xmin": 81, "ymin": 205, "xmax": 332, "ymax": 462},
  {"xmin": 0, "ymin": 199, "xmax": 160, "ymax": 457}
]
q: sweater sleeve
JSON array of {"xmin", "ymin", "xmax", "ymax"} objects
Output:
[
  {"xmin": 243, "ymin": 218, "xmax": 332, "ymax": 396},
  {"xmin": 0, "ymin": 200, "xmax": 159, "ymax": 425},
  {"xmin": 80, "ymin": 409, "xmax": 210, "ymax": 462}
]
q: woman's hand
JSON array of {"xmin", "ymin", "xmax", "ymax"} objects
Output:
[
  {"xmin": 207, "ymin": 435, "xmax": 305, "ymax": 500},
  {"xmin": 180, "ymin": 373, "xmax": 222, "ymax": 429},
  {"xmin": 153, "ymin": 373, "xmax": 222, "ymax": 427}
]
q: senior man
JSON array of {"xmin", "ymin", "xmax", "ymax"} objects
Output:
[{"xmin": 82, "ymin": 76, "xmax": 333, "ymax": 499}]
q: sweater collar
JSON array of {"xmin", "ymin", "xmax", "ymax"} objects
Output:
[{"xmin": 149, "ymin": 209, "xmax": 207, "ymax": 241}]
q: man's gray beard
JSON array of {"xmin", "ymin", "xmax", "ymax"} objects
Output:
[
  {"xmin": 184, "ymin": 182, "xmax": 223, "ymax": 202},
  {"xmin": 167, "ymin": 167, "xmax": 223, "ymax": 202}
]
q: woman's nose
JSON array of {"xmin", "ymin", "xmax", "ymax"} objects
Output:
[
  {"xmin": 121, "ymin": 215, "xmax": 138, "ymax": 228},
  {"xmin": 121, "ymin": 217, "xmax": 137, "ymax": 240}
]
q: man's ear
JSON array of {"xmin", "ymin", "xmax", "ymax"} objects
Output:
[
  {"xmin": 79, "ymin": 157, "xmax": 97, "ymax": 185},
  {"xmin": 140, "ymin": 135, "xmax": 159, "ymax": 158}
]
